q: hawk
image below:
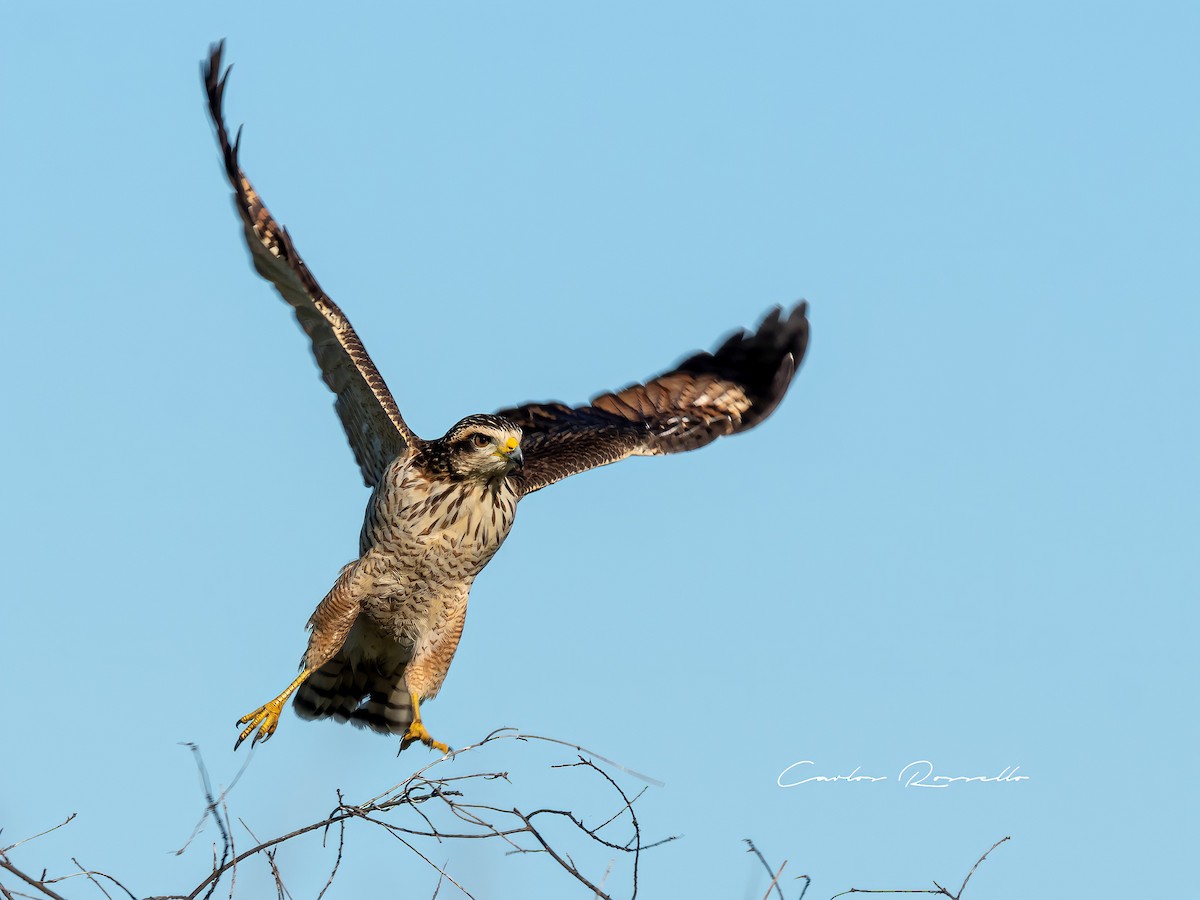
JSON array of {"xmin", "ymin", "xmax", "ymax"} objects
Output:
[{"xmin": 203, "ymin": 43, "xmax": 811, "ymax": 753}]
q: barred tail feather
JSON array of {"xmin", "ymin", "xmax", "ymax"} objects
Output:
[
  {"xmin": 293, "ymin": 656, "xmax": 367, "ymax": 722},
  {"xmin": 293, "ymin": 655, "xmax": 414, "ymax": 736},
  {"xmin": 349, "ymin": 680, "xmax": 414, "ymax": 735}
]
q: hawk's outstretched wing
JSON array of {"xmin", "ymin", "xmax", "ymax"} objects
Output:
[
  {"xmin": 498, "ymin": 303, "xmax": 809, "ymax": 495},
  {"xmin": 203, "ymin": 42, "xmax": 416, "ymax": 487}
]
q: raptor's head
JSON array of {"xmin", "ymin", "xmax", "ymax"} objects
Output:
[{"xmin": 435, "ymin": 414, "xmax": 524, "ymax": 481}]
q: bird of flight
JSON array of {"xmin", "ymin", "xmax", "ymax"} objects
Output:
[{"xmin": 203, "ymin": 42, "xmax": 810, "ymax": 753}]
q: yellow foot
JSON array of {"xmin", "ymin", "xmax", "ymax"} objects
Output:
[
  {"xmin": 401, "ymin": 720, "xmax": 450, "ymax": 754},
  {"xmin": 233, "ymin": 670, "xmax": 312, "ymax": 750},
  {"xmin": 235, "ymin": 698, "xmax": 286, "ymax": 749}
]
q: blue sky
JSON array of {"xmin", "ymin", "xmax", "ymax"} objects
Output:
[{"xmin": 1, "ymin": 3, "xmax": 1196, "ymax": 898}]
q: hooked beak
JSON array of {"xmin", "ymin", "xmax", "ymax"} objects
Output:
[{"xmin": 495, "ymin": 436, "xmax": 523, "ymax": 468}]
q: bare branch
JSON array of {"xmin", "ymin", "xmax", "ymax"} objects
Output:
[
  {"xmin": 379, "ymin": 832, "xmax": 474, "ymax": 900},
  {"xmin": 510, "ymin": 808, "xmax": 610, "ymax": 900},
  {"xmin": 828, "ymin": 837, "xmax": 1011, "ymax": 900},
  {"xmin": 1, "ymin": 818, "xmax": 77, "ymax": 856},
  {"xmin": 0, "ymin": 857, "xmax": 68, "ymax": 900},
  {"xmin": 237, "ymin": 823, "xmax": 290, "ymax": 900},
  {"xmin": 954, "ymin": 836, "xmax": 1010, "ymax": 898},
  {"xmin": 67, "ymin": 859, "xmax": 112, "ymax": 900},
  {"xmin": 762, "ymin": 862, "xmax": 787, "ymax": 900},
  {"xmin": 222, "ymin": 798, "xmax": 236, "ymax": 900},
  {"xmin": 314, "ymin": 793, "xmax": 345, "ymax": 900},
  {"xmin": 745, "ymin": 840, "xmax": 788, "ymax": 900}
]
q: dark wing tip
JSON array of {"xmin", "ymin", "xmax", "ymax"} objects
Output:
[
  {"xmin": 737, "ymin": 300, "xmax": 809, "ymax": 427},
  {"xmin": 497, "ymin": 301, "xmax": 809, "ymax": 492},
  {"xmin": 201, "ymin": 40, "xmax": 246, "ymax": 193},
  {"xmin": 202, "ymin": 40, "xmax": 228, "ymax": 114},
  {"xmin": 580, "ymin": 300, "xmax": 809, "ymax": 432},
  {"xmin": 678, "ymin": 299, "xmax": 809, "ymax": 400},
  {"xmin": 201, "ymin": 40, "xmax": 224, "ymax": 85},
  {"xmin": 584, "ymin": 300, "xmax": 808, "ymax": 447}
]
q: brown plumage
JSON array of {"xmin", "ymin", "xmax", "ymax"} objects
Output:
[
  {"xmin": 203, "ymin": 42, "xmax": 811, "ymax": 753},
  {"xmin": 500, "ymin": 304, "xmax": 809, "ymax": 494}
]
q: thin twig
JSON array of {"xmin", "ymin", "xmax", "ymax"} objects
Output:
[
  {"xmin": 68, "ymin": 859, "xmax": 111, "ymax": 900},
  {"xmin": 69, "ymin": 863, "xmax": 137, "ymax": 900},
  {"xmin": 382, "ymin": 833, "xmax": 474, "ymax": 900},
  {"xmin": 179, "ymin": 745, "xmax": 232, "ymax": 900},
  {"xmin": 0, "ymin": 858, "xmax": 68, "ymax": 900},
  {"xmin": 239, "ymin": 823, "xmax": 290, "ymax": 900},
  {"xmin": 828, "ymin": 837, "xmax": 1011, "ymax": 900},
  {"xmin": 315, "ymin": 796, "xmax": 346, "ymax": 900},
  {"xmin": 1, "ymin": 818, "xmax": 77, "ymax": 856},
  {"xmin": 511, "ymin": 809, "xmax": 609, "ymax": 900},
  {"xmin": 222, "ymin": 798, "xmax": 236, "ymax": 900},
  {"xmin": 955, "ymin": 836, "xmax": 1010, "ymax": 898},
  {"xmin": 174, "ymin": 744, "xmax": 250, "ymax": 859},
  {"xmin": 745, "ymin": 840, "xmax": 787, "ymax": 900},
  {"xmin": 762, "ymin": 862, "xmax": 787, "ymax": 900}
]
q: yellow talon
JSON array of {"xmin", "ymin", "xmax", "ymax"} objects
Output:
[
  {"xmin": 400, "ymin": 691, "xmax": 450, "ymax": 753},
  {"xmin": 234, "ymin": 669, "xmax": 313, "ymax": 750},
  {"xmin": 401, "ymin": 719, "xmax": 450, "ymax": 753},
  {"xmin": 235, "ymin": 700, "xmax": 284, "ymax": 748}
]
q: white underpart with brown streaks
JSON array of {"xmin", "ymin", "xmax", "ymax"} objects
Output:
[{"xmin": 344, "ymin": 457, "xmax": 519, "ymax": 700}]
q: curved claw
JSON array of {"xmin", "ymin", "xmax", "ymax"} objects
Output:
[
  {"xmin": 235, "ymin": 699, "xmax": 284, "ymax": 749},
  {"xmin": 401, "ymin": 720, "xmax": 450, "ymax": 754},
  {"xmin": 233, "ymin": 670, "xmax": 313, "ymax": 750}
]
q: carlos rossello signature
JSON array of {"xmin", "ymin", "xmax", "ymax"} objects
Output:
[{"xmin": 777, "ymin": 759, "xmax": 1029, "ymax": 789}]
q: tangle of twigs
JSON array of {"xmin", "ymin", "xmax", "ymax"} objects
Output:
[
  {"xmin": 0, "ymin": 731, "xmax": 1011, "ymax": 900},
  {"xmin": 745, "ymin": 838, "xmax": 810, "ymax": 900},
  {"xmin": 0, "ymin": 814, "xmax": 136, "ymax": 900},
  {"xmin": 1, "ymin": 729, "xmax": 673, "ymax": 900}
]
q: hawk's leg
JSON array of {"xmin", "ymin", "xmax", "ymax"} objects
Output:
[
  {"xmin": 400, "ymin": 692, "xmax": 450, "ymax": 754},
  {"xmin": 234, "ymin": 557, "xmax": 367, "ymax": 749},
  {"xmin": 396, "ymin": 608, "xmax": 464, "ymax": 754}
]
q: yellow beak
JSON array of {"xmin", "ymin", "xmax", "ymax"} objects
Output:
[{"xmin": 495, "ymin": 437, "xmax": 523, "ymax": 467}]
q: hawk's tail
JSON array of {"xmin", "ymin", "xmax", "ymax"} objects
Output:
[{"xmin": 293, "ymin": 655, "xmax": 414, "ymax": 736}]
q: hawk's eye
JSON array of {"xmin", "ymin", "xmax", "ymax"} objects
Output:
[{"xmin": 470, "ymin": 433, "xmax": 492, "ymax": 449}]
